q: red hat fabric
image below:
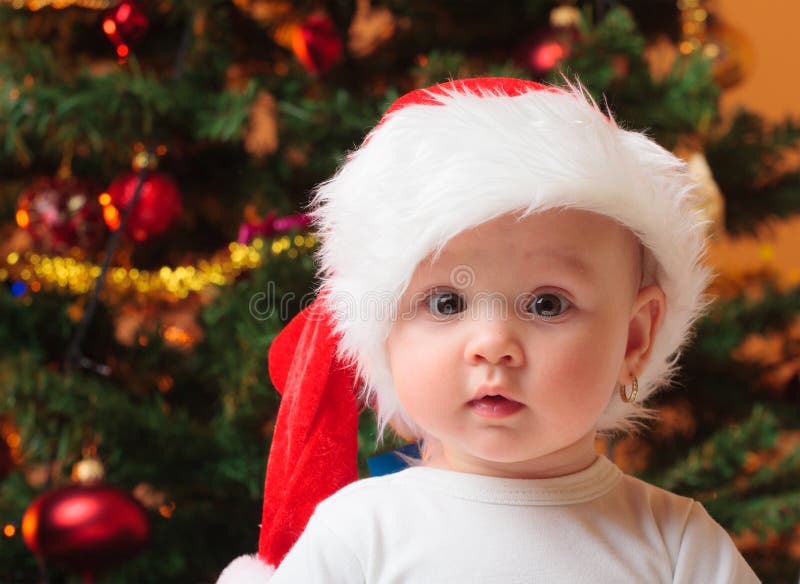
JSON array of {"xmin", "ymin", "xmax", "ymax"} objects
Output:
[
  {"xmin": 381, "ymin": 78, "xmax": 549, "ymax": 119},
  {"xmin": 258, "ymin": 296, "xmax": 359, "ymax": 567}
]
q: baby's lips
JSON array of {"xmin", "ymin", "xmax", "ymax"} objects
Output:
[
  {"xmin": 468, "ymin": 395, "xmax": 525, "ymax": 418},
  {"xmin": 471, "ymin": 384, "xmax": 518, "ymax": 402}
]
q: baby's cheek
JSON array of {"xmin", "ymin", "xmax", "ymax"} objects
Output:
[{"xmin": 547, "ymin": 329, "xmax": 622, "ymax": 391}]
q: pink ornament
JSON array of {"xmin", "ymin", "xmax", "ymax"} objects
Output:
[
  {"xmin": 516, "ymin": 28, "xmax": 576, "ymax": 76},
  {"xmin": 237, "ymin": 211, "xmax": 311, "ymax": 244},
  {"xmin": 16, "ymin": 177, "xmax": 106, "ymax": 254}
]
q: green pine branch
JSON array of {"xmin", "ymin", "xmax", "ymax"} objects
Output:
[
  {"xmin": 706, "ymin": 111, "xmax": 800, "ymax": 235},
  {"xmin": 694, "ymin": 282, "xmax": 800, "ymax": 362},
  {"xmin": 0, "ymin": 46, "xmax": 257, "ymax": 172},
  {"xmin": 552, "ymin": 5, "xmax": 718, "ymax": 148}
]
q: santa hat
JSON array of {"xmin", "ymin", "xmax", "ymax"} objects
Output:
[{"xmin": 217, "ymin": 78, "xmax": 711, "ymax": 581}]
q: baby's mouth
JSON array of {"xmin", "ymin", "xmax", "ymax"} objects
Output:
[{"xmin": 468, "ymin": 395, "xmax": 524, "ymax": 418}]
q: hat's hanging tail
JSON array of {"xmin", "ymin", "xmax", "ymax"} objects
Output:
[{"xmin": 259, "ymin": 295, "xmax": 360, "ymax": 567}]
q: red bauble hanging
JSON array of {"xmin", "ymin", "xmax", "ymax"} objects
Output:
[
  {"xmin": 103, "ymin": 171, "xmax": 183, "ymax": 242},
  {"xmin": 516, "ymin": 29, "xmax": 573, "ymax": 76},
  {"xmin": 102, "ymin": 1, "xmax": 149, "ymax": 60},
  {"xmin": 16, "ymin": 177, "xmax": 106, "ymax": 255},
  {"xmin": 292, "ymin": 14, "xmax": 344, "ymax": 75},
  {"xmin": 22, "ymin": 483, "xmax": 150, "ymax": 579}
]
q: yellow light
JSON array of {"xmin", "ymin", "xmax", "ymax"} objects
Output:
[
  {"xmin": 6, "ymin": 432, "xmax": 20, "ymax": 448},
  {"xmin": 163, "ymin": 325, "xmax": 192, "ymax": 347},
  {"xmin": 3, "ymin": 524, "xmax": 15, "ymax": 537},
  {"xmin": 15, "ymin": 209, "xmax": 30, "ymax": 229},
  {"xmin": 2, "ymin": 231, "xmax": 309, "ymax": 301},
  {"xmin": 159, "ymin": 501, "xmax": 176, "ymax": 518},
  {"xmin": 703, "ymin": 43, "xmax": 720, "ymax": 59},
  {"xmin": 21, "ymin": 510, "xmax": 36, "ymax": 542},
  {"xmin": 694, "ymin": 8, "xmax": 707, "ymax": 21},
  {"xmin": 679, "ymin": 41, "xmax": 694, "ymax": 55},
  {"xmin": 103, "ymin": 18, "xmax": 117, "ymax": 34},
  {"xmin": 103, "ymin": 205, "xmax": 120, "ymax": 230},
  {"xmin": 98, "ymin": 192, "xmax": 111, "ymax": 206}
]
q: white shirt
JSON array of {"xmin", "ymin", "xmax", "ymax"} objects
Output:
[{"xmin": 269, "ymin": 455, "xmax": 759, "ymax": 583}]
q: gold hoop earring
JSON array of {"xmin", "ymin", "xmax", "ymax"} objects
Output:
[{"xmin": 619, "ymin": 377, "xmax": 638, "ymax": 403}]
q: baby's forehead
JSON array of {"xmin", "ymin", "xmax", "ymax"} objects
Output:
[
  {"xmin": 410, "ymin": 208, "xmax": 643, "ymax": 286},
  {"xmin": 430, "ymin": 209, "xmax": 638, "ymax": 261}
]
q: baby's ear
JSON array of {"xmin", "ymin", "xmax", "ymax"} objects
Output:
[{"xmin": 621, "ymin": 285, "xmax": 666, "ymax": 381}]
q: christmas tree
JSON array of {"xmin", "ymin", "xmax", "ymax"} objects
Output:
[{"xmin": 1, "ymin": 1, "xmax": 798, "ymax": 582}]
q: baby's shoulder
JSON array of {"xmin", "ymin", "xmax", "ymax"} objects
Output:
[
  {"xmin": 313, "ymin": 469, "xmax": 415, "ymax": 519},
  {"xmin": 617, "ymin": 472, "xmax": 696, "ymax": 522},
  {"xmin": 614, "ymin": 475, "xmax": 760, "ymax": 582}
]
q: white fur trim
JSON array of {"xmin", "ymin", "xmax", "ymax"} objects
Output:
[
  {"xmin": 217, "ymin": 555, "xmax": 276, "ymax": 583},
  {"xmin": 309, "ymin": 81, "xmax": 711, "ymax": 436}
]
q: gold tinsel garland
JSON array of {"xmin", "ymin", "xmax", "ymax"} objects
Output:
[
  {"xmin": 1, "ymin": 0, "xmax": 116, "ymax": 9},
  {"xmin": 0, "ymin": 234, "xmax": 315, "ymax": 302}
]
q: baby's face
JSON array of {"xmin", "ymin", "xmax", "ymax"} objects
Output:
[{"xmin": 386, "ymin": 208, "xmax": 655, "ymax": 478}]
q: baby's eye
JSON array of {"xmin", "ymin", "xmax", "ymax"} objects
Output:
[
  {"xmin": 428, "ymin": 291, "xmax": 466, "ymax": 317},
  {"xmin": 527, "ymin": 293, "xmax": 571, "ymax": 320}
]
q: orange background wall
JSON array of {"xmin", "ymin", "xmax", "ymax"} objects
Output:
[{"xmin": 708, "ymin": 0, "xmax": 800, "ymax": 286}]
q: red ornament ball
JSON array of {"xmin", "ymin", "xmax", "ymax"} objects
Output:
[
  {"xmin": 292, "ymin": 14, "xmax": 343, "ymax": 75},
  {"xmin": 103, "ymin": 1, "xmax": 149, "ymax": 43},
  {"xmin": 16, "ymin": 177, "xmax": 106, "ymax": 255},
  {"xmin": 516, "ymin": 29, "xmax": 576, "ymax": 76},
  {"xmin": 102, "ymin": 1, "xmax": 149, "ymax": 60},
  {"xmin": 103, "ymin": 171, "xmax": 183, "ymax": 242},
  {"xmin": 22, "ymin": 483, "xmax": 150, "ymax": 575}
]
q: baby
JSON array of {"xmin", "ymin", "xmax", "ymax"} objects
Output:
[{"xmin": 219, "ymin": 78, "xmax": 759, "ymax": 583}]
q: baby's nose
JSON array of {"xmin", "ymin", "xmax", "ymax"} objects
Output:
[{"xmin": 463, "ymin": 321, "xmax": 524, "ymax": 367}]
